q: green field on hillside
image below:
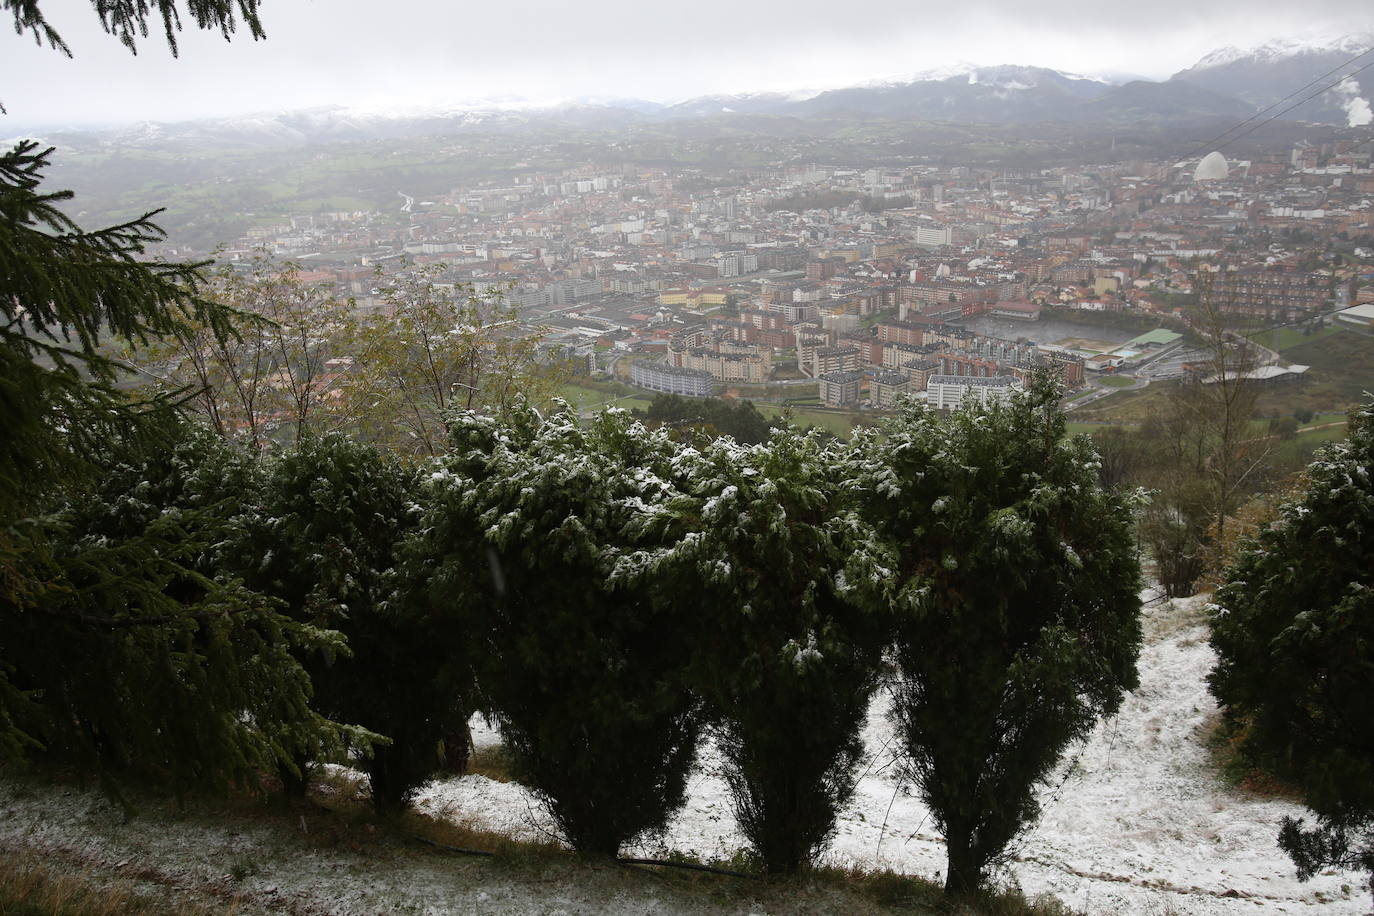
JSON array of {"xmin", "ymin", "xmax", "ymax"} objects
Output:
[
  {"xmin": 1257, "ymin": 330, "xmax": 1374, "ymax": 415},
  {"xmin": 1248, "ymin": 323, "xmax": 1342, "ymax": 352},
  {"xmin": 1071, "ymin": 329, "xmax": 1374, "ymax": 423},
  {"xmin": 556, "ymin": 381, "xmax": 654, "ymax": 414},
  {"xmin": 756, "ymin": 405, "xmax": 873, "ymax": 437}
]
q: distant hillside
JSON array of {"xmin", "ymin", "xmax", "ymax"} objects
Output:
[
  {"xmin": 1077, "ymin": 79, "xmax": 1256, "ymax": 124},
  {"xmin": 776, "ymin": 66, "xmax": 1111, "ymax": 122},
  {"xmin": 12, "ymin": 33, "xmax": 1374, "ymax": 152}
]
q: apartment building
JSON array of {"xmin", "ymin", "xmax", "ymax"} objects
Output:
[
  {"xmin": 818, "ymin": 370, "xmax": 863, "ymax": 407},
  {"xmin": 631, "ymin": 361, "xmax": 714, "ymax": 397},
  {"xmin": 812, "ymin": 345, "xmax": 862, "ymax": 378},
  {"xmin": 870, "ymin": 369, "xmax": 912, "ymax": 408},
  {"xmin": 926, "ymin": 374, "xmax": 1019, "ymax": 411}
]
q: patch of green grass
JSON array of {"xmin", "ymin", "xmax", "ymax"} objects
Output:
[
  {"xmin": 1068, "ymin": 381, "xmax": 1176, "ymax": 424},
  {"xmin": 1065, "ymin": 421, "xmax": 1133, "ymax": 435},
  {"xmin": 731, "ymin": 382, "xmax": 818, "ymax": 401},
  {"xmin": 1246, "ymin": 323, "xmax": 1341, "ymax": 353},
  {"xmin": 554, "ymin": 382, "xmax": 612, "ymax": 410},
  {"xmin": 1264, "ymin": 420, "xmax": 1350, "ymax": 477},
  {"xmin": 1097, "ymin": 375, "xmax": 1136, "ymax": 388},
  {"xmin": 556, "ymin": 381, "xmax": 654, "ymax": 414},
  {"xmin": 1252, "ymin": 329, "xmax": 1374, "ymax": 416},
  {"xmin": 756, "ymin": 405, "xmax": 861, "ymax": 437}
]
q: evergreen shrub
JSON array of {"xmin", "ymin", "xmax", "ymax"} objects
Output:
[
  {"xmin": 858, "ymin": 377, "xmax": 1143, "ymax": 894},
  {"xmin": 412, "ymin": 405, "xmax": 703, "ymax": 855}
]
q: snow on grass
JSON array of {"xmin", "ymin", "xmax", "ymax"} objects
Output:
[
  {"xmin": 1005, "ymin": 592, "xmax": 1363, "ymax": 913},
  {"xmin": 0, "ymin": 774, "xmax": 730, "ymax": 915},
  {"xmin": 1, "ymin": 590, "xmax": 1367, "ymax": 913},
  {"xmin": 419, "ymin": 591, "xmax": 1368, "ymax": 913}
]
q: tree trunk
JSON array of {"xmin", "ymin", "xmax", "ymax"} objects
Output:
[
  {"xmin": 443, "ymin": 722, "xmax": 472, "ymax": 775},
  {"xmin": 278, "ymin": 755, "xmax": 310, "ymax": 801},
  {"xmin": 943, "ymin": 830, "xmax": 983, "ymax": 897}
]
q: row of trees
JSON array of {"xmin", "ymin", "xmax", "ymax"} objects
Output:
[
  {"xmin": 7, "ymin": 129, "xmax": 1371, "ymax": 901},
  {"xmin": 4, "ymin": 219, "xmax": 1146, "ymax": 890}
]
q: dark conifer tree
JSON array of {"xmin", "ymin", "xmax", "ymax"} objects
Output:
[
  {"xmin": 0, "ymin": 141, "xmax": 236, "ymax": 523},
  {"xmin": 857, "ymin": 376, "xmax": 1143, "ymax": 895},
  {"xmin": 241, "ymin": 434, "xmax": 470, "ymax": 811},
  {"xmin": 410, "ymin": 405, "xmax": 703, "ymax": 856},
  {"xmin": 630, "ymin": 429, "xmax": 890, "ymax": 873},
  {"xmin": 1210, "ymin": 399, "xmax": 1374, "ymax": 902},
  {"xmin": 2, "ymin": 431, "xmax": 349, "ymax": 803},
  {"xmin": 1, "ymin": 140, "xmax": 342, "ymax": 793}
]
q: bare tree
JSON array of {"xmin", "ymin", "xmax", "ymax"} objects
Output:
[
  {"xmin": 134, "ymin": 255, "xmax": 347, "ymax": 447},
  {"xmin": 1141, "ymin": 268, "xmax": 1271, "ymax": 596},
  {"xmin": 335, "ymin": 263, "xmax": 564, "ymax": 457},
  {"xmin": 1181, "ymin": 269, "xmax": 1270, "ymax": 543}
]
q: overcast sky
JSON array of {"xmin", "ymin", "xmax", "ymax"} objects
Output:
[{"xmin": 2, "ymin": 0, "xmax": 1372, "ymax": 128}]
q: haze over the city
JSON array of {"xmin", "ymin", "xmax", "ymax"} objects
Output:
[{"xmin": 2, "ymin": 0, "xmax": 1372, "ymax": 127}]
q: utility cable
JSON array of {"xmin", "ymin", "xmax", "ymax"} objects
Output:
[
  {"xmin": 1176, "ymin": 43, "xmax": 1374, "ymax": 165},
  {"xmin": 1203, "ymin": 57, "xmax": 1374, "ymax": 156}
]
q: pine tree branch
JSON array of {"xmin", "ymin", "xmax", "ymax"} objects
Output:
[
  {"xmin": 28, "ymin": 603, "xmax": 262, "ymax": 628},
  {"xmin": 4, "ymin": 0, "xmax": 265, "ymax": 59},
  {"xmin": 1, "ymin": 0, "xmax": 68, "ymax": 55}
]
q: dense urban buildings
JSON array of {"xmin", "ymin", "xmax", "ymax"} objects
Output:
[{"xmin": 204, "ymin": 135, "xmax": 1371, "ymax": 413}]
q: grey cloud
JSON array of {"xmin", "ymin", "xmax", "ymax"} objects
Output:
[{"xmin": 2, "ymin": 0, "xmax": 1370, "ymax": 126}]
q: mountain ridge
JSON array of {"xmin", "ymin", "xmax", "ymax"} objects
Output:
[{"xmin": 8, "ymin": 33, "xmax": 1371, "ymax": 149}]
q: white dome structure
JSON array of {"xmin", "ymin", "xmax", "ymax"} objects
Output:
[{"xmin": 1193, "ymin": 151, "xmax": 1229, "ymax": 181}]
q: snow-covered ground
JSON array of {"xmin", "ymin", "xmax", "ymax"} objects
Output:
[
  {"xmin": 418, "ymin": 592, "xmax": 1368, "ymax": 914},
  {"xmin": 1, "ymin": 591, "xmax": 1367, "ymax": 913}
]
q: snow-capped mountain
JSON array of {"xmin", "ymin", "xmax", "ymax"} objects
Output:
[
  {"xmin": 664, "ymin": 66, "xmax": 1110, "ymax": 122},
  {"xmin": 785, "ymin": 65, "xmax": 1131, "ymax": 121},
  {"xmin": 1187, "ymin": 33, "xmax": 1372, "ymax": 71},
  {"xmin": 15, "ymin": 34, "xmax": 1372, "ymax": 151},
  {"xmin": 1173, "ymin": 33, "xmax": 1374, "ymax": 126},
  {"xmin": 653, "ymin": 64, "xmax": 1259, "ymax": 126},
  {"xmin": 661, "ymin": 90, "xmax": 819, "ymax": 119}
]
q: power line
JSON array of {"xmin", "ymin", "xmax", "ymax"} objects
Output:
[
  {"xmin": 1177, "ymin": 44, "xmax": 1374, "ymax": 166},
  {"xmin": 1216, "ymin": 58, "xmax": 1374, "ymax": 153},
  {"xmin": 1177, "ymin": 52, "xmax": 1374, "ymax": 172}
]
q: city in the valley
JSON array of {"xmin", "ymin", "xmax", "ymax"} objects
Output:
[{"xmin": 151, "ymin": 133, "xmax": 1371, "ymax": 428}]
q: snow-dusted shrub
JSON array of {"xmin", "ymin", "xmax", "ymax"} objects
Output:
[
  {"xmin": 243, "ymin": 434, "xmax": 465, "ymax": 812},
  {"xmin": 4, "ymin": 430, "xmax": 350, "ymax": 800},
  {"xmin": 412, "ymin": 404, "xmax": 703, "ymax": 856},
  {"xmin": 624, "ymin": 427, "xmax": 891, "ymax": 873},
  {"xmin": 1210, "ymin": 397, "xmax": 1374, "ymax": 900},
  {"xmin": 857, "ymin": 374, "xmax": 1143, "ymax": 895}
]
